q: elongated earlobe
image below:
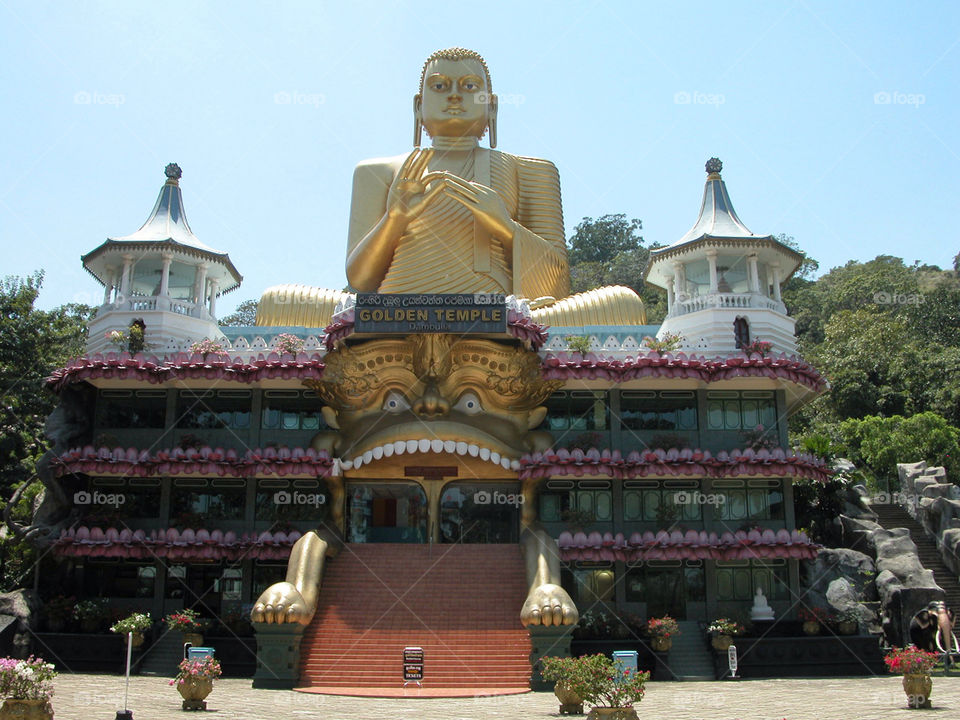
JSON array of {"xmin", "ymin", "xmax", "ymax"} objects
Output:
[
  {"xmin": 488, "ymin": 94, "xmax": 498, "ymax": 148},
  {"xmin": 413, "ymin": 94, "xmax": 422, "ymax": 147}
]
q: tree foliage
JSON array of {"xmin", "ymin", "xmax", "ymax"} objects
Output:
[
  {"xmin": 218, "ymin": 299, "xmax": 259, "ymax": 327},
  {"xmin": 566, "ymin": 214, "xmax": 666, "ymax": 322}
]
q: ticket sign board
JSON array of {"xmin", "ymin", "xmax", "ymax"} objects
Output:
[
  {"xmin": 727, "ymin": 644, "xmax": 738, "ymax": 678},
  {"xmin": 355, "ymin": 294, "xmax": 507, "ymax": 335},
  {"xmin": 403, "ymin": 646, "xmax": 424, "ymax": 683}
]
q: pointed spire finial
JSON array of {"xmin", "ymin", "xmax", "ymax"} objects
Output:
[
  {"xmin": 705, "ymin": 157, "xmax": 722, "ymax": 175},
  {"xmin": 164, "ymin": 163, "xmax": 182, "ymax": 183}
]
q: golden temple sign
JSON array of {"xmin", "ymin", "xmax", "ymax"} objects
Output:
[{"xmin": 354, "ymin": 293, "xmax": 506, "ymax": 334}]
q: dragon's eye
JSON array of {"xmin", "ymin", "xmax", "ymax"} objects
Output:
[
  {"xmin": 382, "ymin": 391, "xmax": 410, "ymax": 412},
  {"xmin": 453, "ymin": 392, "xmax": 482, "ymax": 415}
]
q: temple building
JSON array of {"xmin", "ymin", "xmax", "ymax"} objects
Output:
[{"xmin": 34, "ymin": 48, "xmax": 829, "ymax": 690}]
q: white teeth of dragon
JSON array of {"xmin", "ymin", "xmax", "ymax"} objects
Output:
[{"xmin": 342, "ymin": 441, "xmax": 517, "ymax": 469}]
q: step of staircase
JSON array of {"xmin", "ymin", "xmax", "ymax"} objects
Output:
[
  {"xmin": 871, "ymin": 504, "xmax": 960, "ymax": 608},
  {"xmin": 666, "ymin": 621, "xmax": 715, "ymax": 681},
  {"xmin": 139, "ymin": 630, "xmax": 188, "ymax": 677},
  {"xmin": 299, "ymin": 543, "xmax": 532, "ymax": 689}
]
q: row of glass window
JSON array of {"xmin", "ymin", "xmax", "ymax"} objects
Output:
[
  {"xmin": 79, "ymin": 478, "xmax": 328, "ymax": 523},
  {"xmin": 95, "ymin": 390, "xmax": 327, "ymax": 432},
  {"xmin": 540, "ymin": 481, "xmax": 784, "ymax": 524},
  {"xmin": 97, "ymin": 390, "xmax": 777, "ymax": 436}
]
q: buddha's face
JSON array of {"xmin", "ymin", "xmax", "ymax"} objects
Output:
[{"xmin": 419, "ymin": 57, "xmax": 491, "ymax": 140}]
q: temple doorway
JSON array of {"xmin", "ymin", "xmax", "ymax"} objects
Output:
[
  {"xmin": 439, "ymin": 482, "xmax": 522, "ymax": 543},
  {"xmin": 346, "ymin": 482, "xmax": 428, "ymax": 543}
]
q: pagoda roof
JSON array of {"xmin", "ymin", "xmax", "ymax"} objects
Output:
[{"xmin": 82, "ymin": 164, "xmax": 242, "ymax": 293}]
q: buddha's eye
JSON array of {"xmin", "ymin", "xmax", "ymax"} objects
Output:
[
  {"xmin": 382, "ymin": 391, "xmax": 410, "ymax": 413},
  {"xmin": 453, "ymin": 392, "xmax": 482, "ymax": 415},
  {"xmin": 427, "ymin": 74, "xmax": 451, "ymax": 93}
]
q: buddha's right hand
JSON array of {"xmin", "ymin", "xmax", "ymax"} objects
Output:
[{"xmin": 251, "ymin": 582, "xmax": 315, "ymax": 625}]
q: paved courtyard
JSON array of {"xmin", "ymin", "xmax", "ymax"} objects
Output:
[{"xmin": 52, "ymin": 674, "xmax": 960, "ymax": 719}]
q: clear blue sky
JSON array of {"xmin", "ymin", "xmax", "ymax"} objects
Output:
[{"xmin": 2, "ymin": 1, "xmax": 957, "ymax": 316}]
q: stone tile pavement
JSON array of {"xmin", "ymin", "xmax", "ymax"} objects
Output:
[{"xmin": 52, "ymin": 674, "xmax": 960, "ymax": 719}]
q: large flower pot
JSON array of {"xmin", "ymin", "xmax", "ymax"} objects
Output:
[
  {"xmin": 554, "ymin": 682, "xmax": 583, "ymax": 715},
  {"xmin": 182, "ymin": 632, "xmax": 203, "ymax": 647},
  {"xmin": 650, "ymin": 636, "xmax": 671, "ymax": 652},
  {"xmin": 902, "ymin": 673, "xmax": 932, "ymax": 709},
  {"xmin": 0, "ymin": 699, "xmax": 52, "ymax": 720},
  {"xmin": 130, "ymin": 631, "xmax": 145, "ymax": 648},
  {"xmin": 837, "ymin": 620, "xmax": 857, "ymax": 635},
  {"xmin": 177, "ymin": 676, "xmax": 213, "ymax": 711},
  {"xmin": 586, "ymin": 708, "xmax": 639, "ymax": 720},
  {"xmin": 711, "ymin": 634, "xmax": 733, "ymax": 651},
  {"xmin": 802, "ymin": 621, "xmax": 821, "ymax": 636},
  {"xmin": 80, "ymin": 618, "xmax": 100, "ymax": 633}
]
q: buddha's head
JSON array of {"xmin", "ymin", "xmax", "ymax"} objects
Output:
[{"xmin": 415, "ymin": 47, "xmax": 497, "ymax": 147}]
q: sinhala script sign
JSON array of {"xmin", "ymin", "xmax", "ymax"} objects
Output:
[{"xmin": 355, "ymin": 293, "xmax": 507, "ymax": 334}]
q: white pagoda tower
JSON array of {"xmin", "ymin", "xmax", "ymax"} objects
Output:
[
  {"xmin": 82, "ymin": 164, "xmax": 242, "ymax": 354},
  {"xmin": 645, "ymin": 158, "xmax": 803, "ymax": 355}
]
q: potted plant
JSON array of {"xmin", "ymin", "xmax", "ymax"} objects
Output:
[
  {"xmin": 835, "ymin": 607, "xmax": 859, "ymax": 635},
  {"xmin": 706, "ymin": 617, "xmax": 744, "ymax": 650},
  {"xmin": 110, "ymin": 612, "xmax": 152, "ymax": 648},
  {"xmin": 42, "ymin": 596, "xmax": 75, "ymax": 632},
  {"xmin": 74, "ymin": 598, "xmax": 109, "ymax": 633},
  {"xmin": 164, "ymin": 608, "xmax": 206, "ymax": 646},
  {"xmin": 541, "ymin": 653, "xmax": 649, "ymax": 720},
  {"xmin": 169, "ymin": 655, "xmax": 222, "ymax": 711},
  {"xmin": 189, "ymin": 338, "xmax": 225, "ymax": 360},
  {"xmin": 0, "ymin": 656, "xmax": 57, "ymax": 719},
  {"xmin": 741, "ymin": 338, "xmax": 773, "ymax": 357},
  {"xmin": 642, "ymin": 331, "xmax": 682, "ymax": 356},
  {"xmin": 538, "ymin": 655, "xmax": 583, "ymax": 714},
  {"xmin": 798, "ymin": 606, "xmax": 833, "ymax": 635},
  {"xmin": 645, "ymin": 615, "xmax": 679, "ymax": 652},
  {"xmin": 884, "ymin": 645, "xmax": 939, "ymax": 709},
  {"xmin": 273, "ymin": 332, "xmax": 304, "ymax": 355}
]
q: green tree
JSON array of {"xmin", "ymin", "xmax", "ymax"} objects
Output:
[
  {"xmin": 838, "ymin": 412, "xmax": 960, "ymax": 483},
  {"xmin": 566, "ymin": 214, "xmax": 666, "ymax": 322},
  {"xmin": 1, "ymin": 273, "xmax": 91, "ymax": 590},
  {"xmin": 218, "ymin": 299, "xmax": 259, "ymax": 327}
]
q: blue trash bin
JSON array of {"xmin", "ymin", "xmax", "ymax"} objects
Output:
[
  {"xmin": 187, "ymin": 646, "xmax": 215, "ymax": 661},
  {"xmin": 612, "ymin": 650, "xmax": 638, "ymax": 682}
]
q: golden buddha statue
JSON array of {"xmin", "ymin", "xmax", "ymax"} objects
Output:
[{"xmin": 257, "ymin": 47, "xmax": 645, "ymax": 327}]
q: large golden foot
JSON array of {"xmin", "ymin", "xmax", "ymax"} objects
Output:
[
  {"xmin": 251, "ymin": 582, "xmax": 314, "ymax": 625},
  {"xmin": 521, "ymin": 583, "xmax": 578, "ymax": 627}
]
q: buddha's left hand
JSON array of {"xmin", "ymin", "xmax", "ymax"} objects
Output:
[{"xmin": 428, "ymin": 172, "xmax": 515, "ymax": 246}]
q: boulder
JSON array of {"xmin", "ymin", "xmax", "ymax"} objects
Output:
[
  {"xmin": 800, "ymin": 548, "xmax": 877, "ymax": 610},
  {"xmin": 874, "ymin": 528, "xmax": 944, "ymax": 646},
  {"xmin": 0, "ymin": 589, "xmax": 42, "ymax": 658}
]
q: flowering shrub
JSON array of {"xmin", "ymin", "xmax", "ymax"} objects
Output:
[
  {"xmin": 741, "ymin": 338, "xmax": 773, "ymax": 357},
  {"xmin": 646, "ymin": 615, "xmax": 680, "ymax": 638},
  {"xmin": 0, "ymin": 656, "xmax": 57, "ymax": 702},
  {"xmin": 707, "ymin": 618, "xmax": 744, "ymax": 636},
  {"xmin": 541, "ymin": 654, "xmax": 649, "ymax": 709},
  {"xmin": 110, "ymin": 612, "xmax": 152, "ymax": 635},
  {"xmin": 798, "ymin": 607, "xmax": 834, "ymax": 624},
  {"xmin": 273, "ymin": 333, "xmax": 304, "ymax": 355},
  {"xmin": 169, "ymin": 656, "xmax": 222, "ymax": 687},
  {"xmin": 165, "ymin": 608, "xmax": 204, "ymax": 632},
  {"xmin": 884, "ymin": 645, "xmax": 940, "ymax": 675},
  {"xmin": 105, "ymin": 329, "xmax": 126, "ymax": 348},
  {"xmin": 643, "ymin": 332, "xmax": 683, "ymax": 355},
  {"xmin": 74, "ymin": 597, "xmax": 109, "ymax": 621},
  {"xmin": 189, "ymin": 338, "xmax": 225, "ymax": 355}
]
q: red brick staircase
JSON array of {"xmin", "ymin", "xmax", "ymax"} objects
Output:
[{"xmin": 298, "ymin": 543, "xmax": 532, "ymax": 691}]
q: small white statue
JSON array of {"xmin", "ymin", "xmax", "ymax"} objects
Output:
[{"xmin": 751, "ymin": 587, "xmax": 775, "ymax": 621}]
